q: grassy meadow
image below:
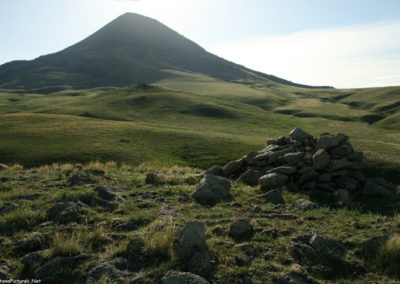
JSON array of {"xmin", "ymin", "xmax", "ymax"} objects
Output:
[{"xmin": 0, "ymin": 70, "xmax": 399, "ymax": 180}]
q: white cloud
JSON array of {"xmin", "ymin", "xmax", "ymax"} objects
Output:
[{"xmin": 208, "ymin": 20, "xmax": 400, "ymax": 88}]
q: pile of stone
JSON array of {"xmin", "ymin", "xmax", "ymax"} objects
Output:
[{"xmin": 204, "ymin": 127, "xmax": 397, "ymax": 203}]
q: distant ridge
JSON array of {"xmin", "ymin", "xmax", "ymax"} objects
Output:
[{"xmin": 0, "ymin": 13, "xmax": 332, "ymax": 90}]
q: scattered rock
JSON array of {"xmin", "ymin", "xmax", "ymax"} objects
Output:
[
  {"xmin": 0, "ymin": 201, "xmax": 18, "ymax": 215},
  {"xmin": 161, "ymin": 270, "xmax": 209, "ymax": 284},
  {"xmin": 173, "ymin": 221, "xmax": 207, "ymax": 261},
  {"xmin": 63, "ymin": 193, "xmax": 117, "ymax": 211},
  {"xmin": 34, "ymin": 254, "xmax": 89, "ymax": 281},
  {"xmin": 145, "ymin": 172, "xmax": 171, "ymax": 185},
  {"xmin": 86, "ymin": 258, "xmax": 130, "ymax": 284},
  {"xmin": 14, "ymin": 233, "xmax": 46, "ymax": 256},
  {"xmin": 95, "ymin": 185, "xmax": 120, "ymax": 201},
  {"xmin": 290, "ymin": 233, "xmax": 345, "ymax": 265},
  {"xmin": 19, "ymin": 251, "xmax": 45, "ymax": 267},
  {"xmin": 188, "ymin": 250, "xmax": 219, "ymax": 276},
  {"xmin": 191, "ymin": 174, "xmax": 231, "ymax": 205},
  {"xmin": 47, "ymin": 202, "xmax": 79, "ymax": 224},
  {"xmin": 294, "ymin": 199, "xmax": 314, "ymax": 210},
  {"xmin": 229, "ymin": 219, "xmax": 253, "ymax": 240},
  {"xmin": 68, "ymin": 174, "xmax": 93, "ymax": 186}
]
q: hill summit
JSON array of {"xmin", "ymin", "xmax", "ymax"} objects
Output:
[{"xmin": 0, "ymin": 13, "xmax": 329, "ymax": 90}]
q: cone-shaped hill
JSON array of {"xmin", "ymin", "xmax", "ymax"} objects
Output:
[{"xmin": 0, "ymin": 13, "xmax": 330, "ymax": 90}]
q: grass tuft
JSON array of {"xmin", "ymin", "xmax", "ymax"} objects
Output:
[{"xmin": 375, "ymin": 234, "xmax": 400, "ymax": 278}]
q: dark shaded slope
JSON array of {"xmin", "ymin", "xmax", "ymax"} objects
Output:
[{"xmin": 0, "ymin": 13, "xmax": 330, "ymax": 90}]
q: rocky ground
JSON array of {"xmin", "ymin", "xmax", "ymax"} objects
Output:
[{"xmin": 1, "ymin": 129, "xmax": 400, "ymax": 283}]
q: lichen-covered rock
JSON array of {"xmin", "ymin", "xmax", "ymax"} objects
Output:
[
  {"xmin": 191, "ymin": 174, "xmax": 231, "ymax": 205},
  {"xmin": 173, "ymin": 221, "xmax": 207, "ymax": 261},
  {"xmin": 259, "ymin": 173, "xmax": 288, "ymax": 190}
]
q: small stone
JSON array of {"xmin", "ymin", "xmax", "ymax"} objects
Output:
[
  {"xmin": 283, "ymin": 152, "xmax": 305, "ymax": 166},
  {"xmin": 229, "ymin": 219, "xmax": 253, "ymax": 240}
]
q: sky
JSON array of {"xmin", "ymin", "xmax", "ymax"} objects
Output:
[{"xmin": 0, "ymin": 0, "xmax": 400, "ymax": 88}]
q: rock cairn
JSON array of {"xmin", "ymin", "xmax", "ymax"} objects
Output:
[{"xmin": 206, "ymin": 127, "xmax": 397, "ymax": 202}]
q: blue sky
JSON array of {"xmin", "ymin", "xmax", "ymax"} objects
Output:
[{"xmin": 1, "ymin": 0, "xmax": 400, "ymax": 88}]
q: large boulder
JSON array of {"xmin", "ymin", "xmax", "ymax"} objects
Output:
[
  {"xmin": 173, "ymin": 221, "xmax": 207, "ymax": 261},
  {"xmin": 191, "ymin": 175, "xmax": 231, "ymax": 205},
  {"xmin": 259, "ymin": 173, "xmax": 288, "ymax": 190},
  {"xmin": 289, "ymin": 128, "xmax": 313, "ymax": 142},
  {"xmin": 162, "ymin": 270, "xmax": 209, "ymax": 284},
  {"xmin": 222, "ymin": 159, "xmax": 244, "ymax": 178}
]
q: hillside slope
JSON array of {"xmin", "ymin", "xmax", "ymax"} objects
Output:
[{"xmin": 0, "ymin": 13, "xmax": 330, "ymax": 90}]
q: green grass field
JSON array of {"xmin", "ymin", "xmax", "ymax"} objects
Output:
[{"xmin": 0, "ymin": 71, "xmax": 399, "ymax": 181}]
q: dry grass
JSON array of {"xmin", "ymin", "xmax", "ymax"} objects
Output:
[{"xmin": 375, "ymin": 234, "xmax": 400, "ymax": 277}]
